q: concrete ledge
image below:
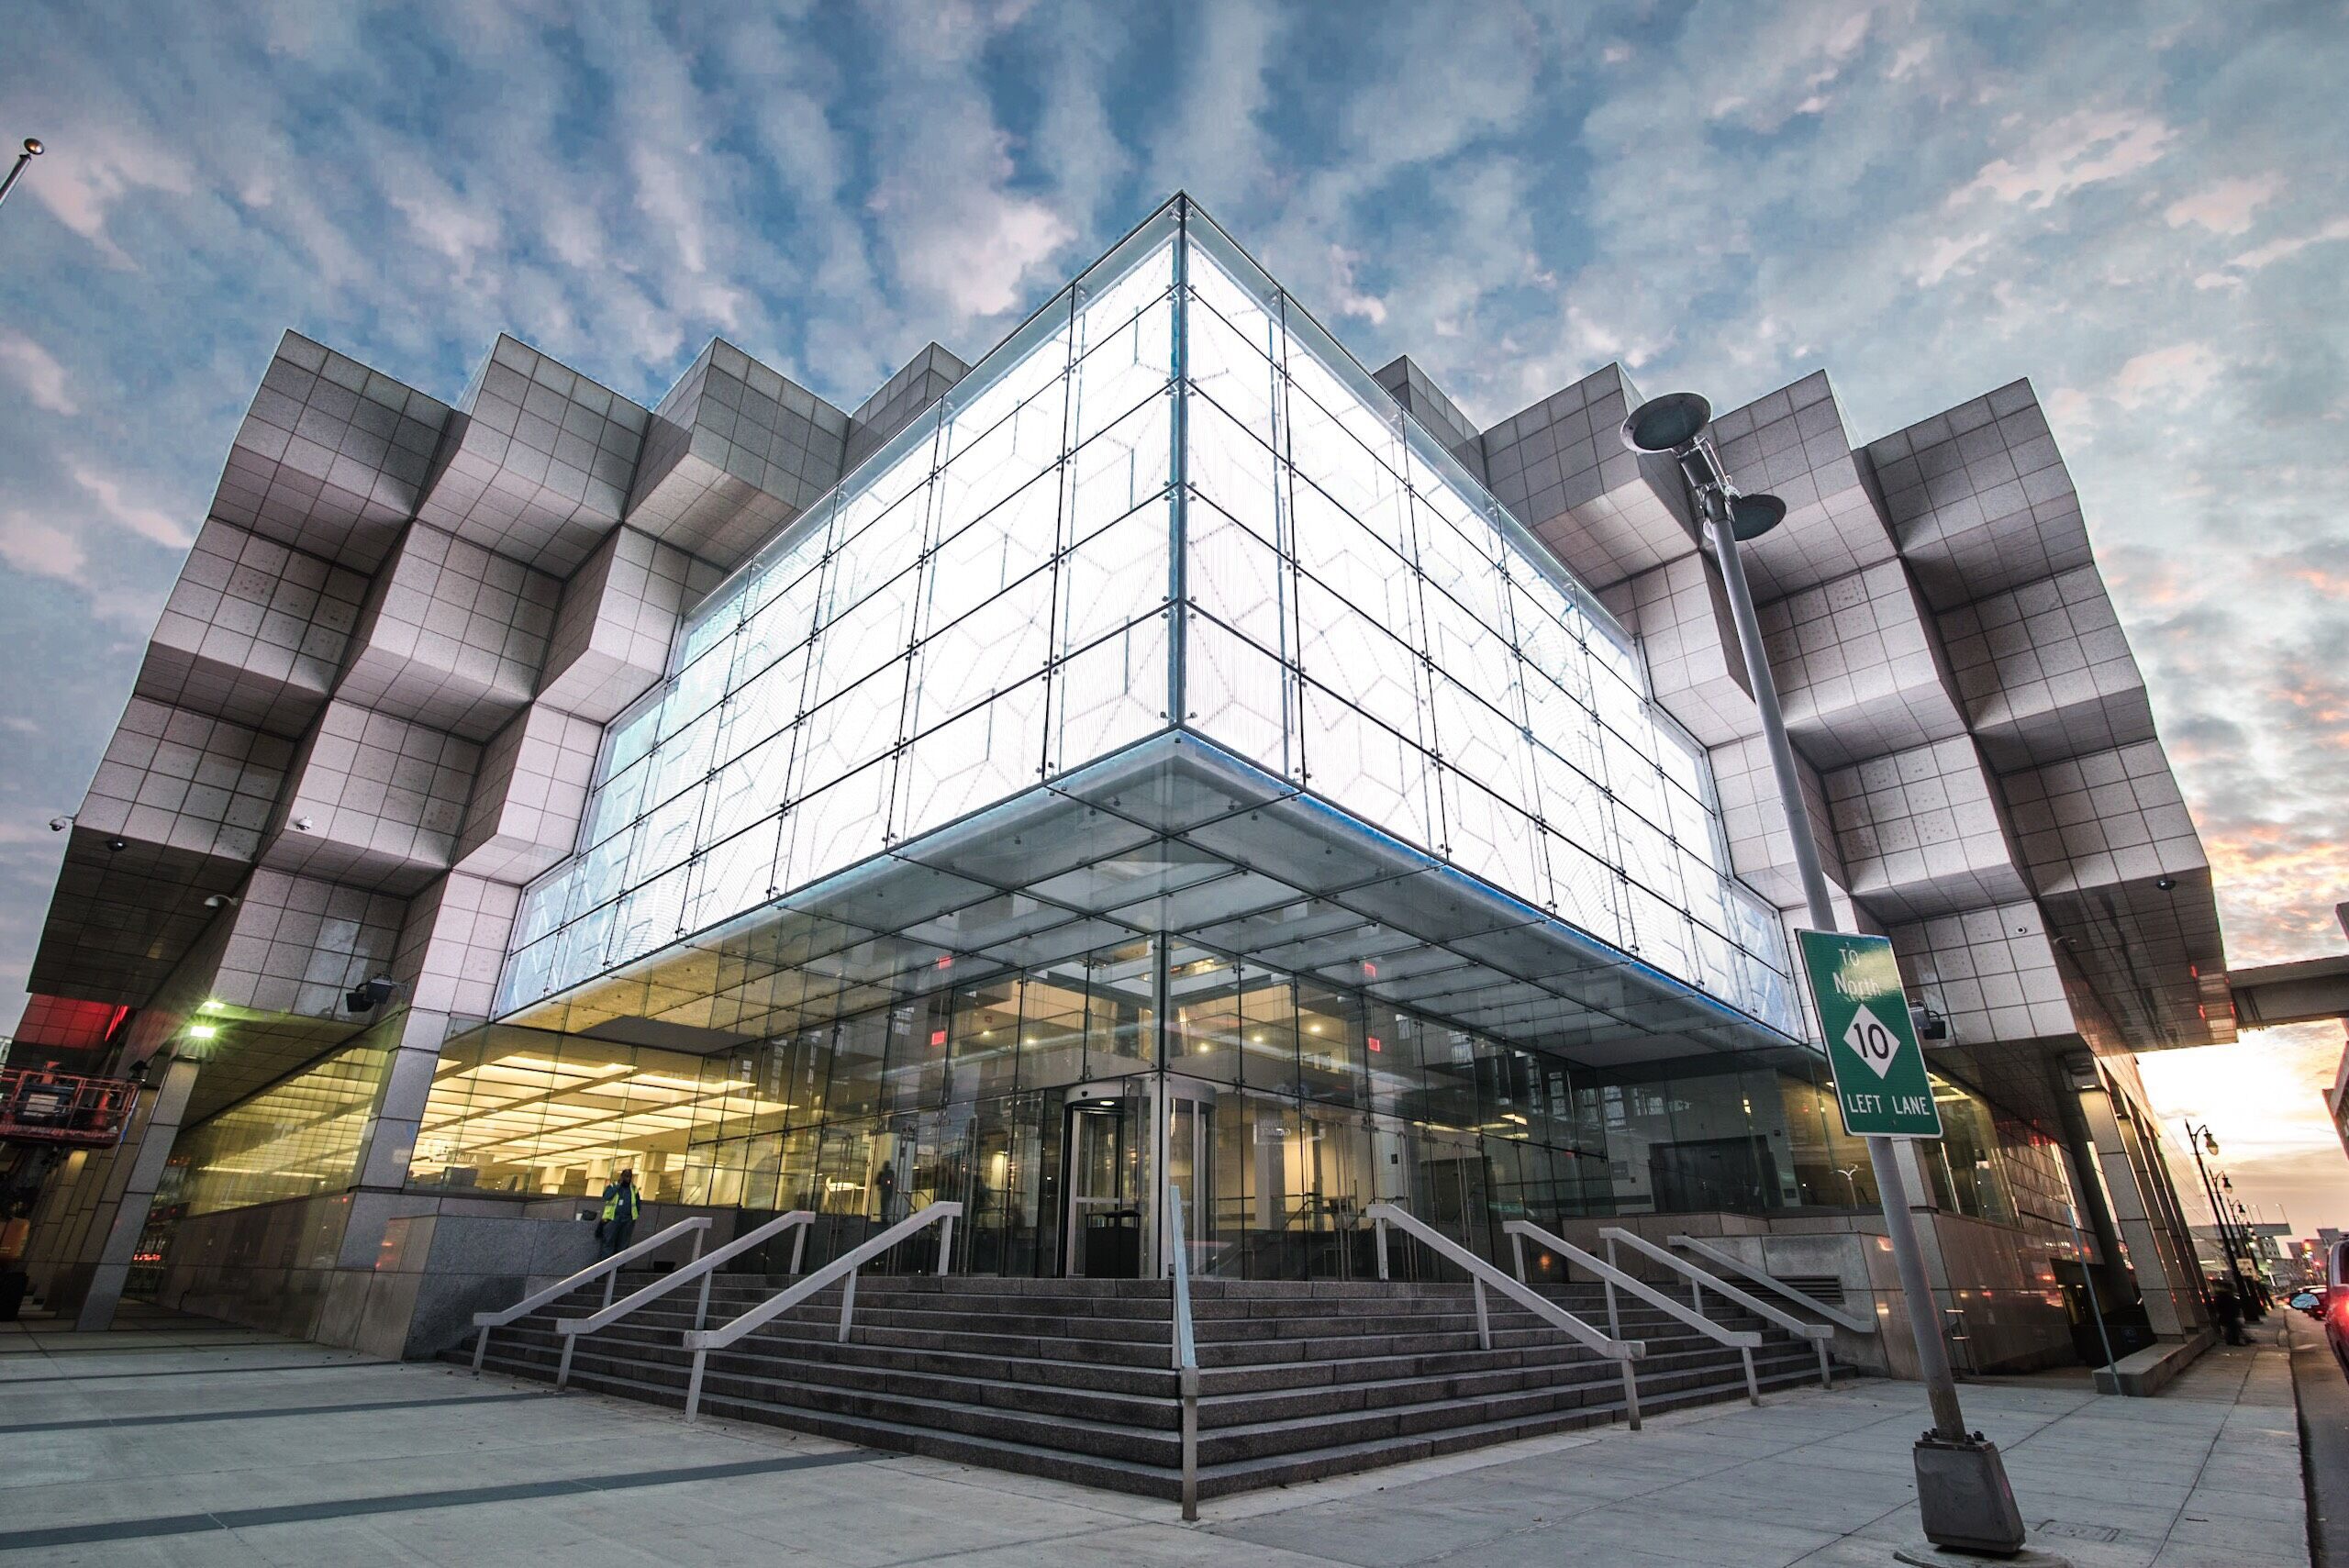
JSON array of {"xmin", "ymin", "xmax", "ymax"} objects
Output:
[{"xmin": 2092, "ymin": 1329, "xmax": 2215, "ymax": 1396}]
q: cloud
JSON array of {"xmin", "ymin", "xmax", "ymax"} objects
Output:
[
  {"xmin": 0, "ymin": 332, "xmax": 76, "ymax": 414},
  {"xmin": 1142, "ymin": 0, "xmax": 1283, "ymax": 206},
  {"xmin": 2196, "ymin": 215, "xmax": 2349, "ymax": 289},
  {"xmin": 2165, "ymin": 173, "xmax": 2282, "ymax": 235},
  {"xmin": 69, "ymin": 465, "xmax": 196, "ymax": 550},
  {"xmin": 0, "ymin": 512, "xmax": 85, "ymax": 580},
  {"xmin": 870, "ymin": 178, "xmax": 1076, "ymax": 322},
  {"xmin": 26, "ymin": 120, "xmax": 196, "ymax": 269},
  {"xmin": 1324, "ymin": 245, "xmax": 1387, "ymax": 325},
  {"xmin": 1952, "ymin": 107, "xmax": 2174, "ymax": 210},
  {"xmin": 2106, "ymin": 341, "xmax": 2225, "ymax": 409}
]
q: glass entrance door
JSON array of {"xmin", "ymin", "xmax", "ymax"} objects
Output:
[
  {"xmin": 1063, "ymin": 1094, "xmax": 1141, "ymax": 1277},
  {"xmin": 1163, "ymin": 1080, "xmax": 1216, "ymax": 1277}
]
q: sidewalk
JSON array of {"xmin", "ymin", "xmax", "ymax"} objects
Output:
[{"xmin": 0, "ymin": 1309, "xmax": 2310, "ymax": 1565}]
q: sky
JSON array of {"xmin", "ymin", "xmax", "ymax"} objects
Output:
[{"xmin": 0, "ymin": 0, "xmax": 2343, "ymax": 1229}]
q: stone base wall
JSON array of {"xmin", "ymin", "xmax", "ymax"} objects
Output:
[
  {"xmin": 151, "ymin": 1189, "xmax": 744, "ymax": 1356},
  {"xmin": 1524, "ymin": 1207, "xmax": 2077, "ymax": 1379}
]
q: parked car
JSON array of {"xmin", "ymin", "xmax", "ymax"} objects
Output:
[{"xmin": 2291, "ymin": 1287, "xmax": 2325, "ymax": 1319}]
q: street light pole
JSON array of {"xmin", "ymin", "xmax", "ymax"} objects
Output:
[
  {"xmin": 1622, "ymin": 393, "xmax": 2028, "ymax": 1559},
  {"xmin": 0, "ymin": 139, "xmax": 44, "ymax": 214},
  {"xmin": 2184, "ymin": 1119, "xmax": 2251, "ymax": 1309}
]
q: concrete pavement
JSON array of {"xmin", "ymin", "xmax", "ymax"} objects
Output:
[
  {"xmin": 2285, "ymin": 1307, "xmax": 2349, "ymax": 1565},
  {"xmin": 0, "ymin": 1307, "xmax": 2310, "ymax": 1566}
]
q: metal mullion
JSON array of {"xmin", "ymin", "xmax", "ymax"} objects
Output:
[
  {"xmin": 1269, "ymin": 287, "xmax": 1304, "ymax": 783},
  {"xmin": 1041, "ymin": 272, "xmax": 1086, "ymax": 774},
  {"xmin": 1168, "ymin": 203, "xmax": 1190, "ymax": 734}
]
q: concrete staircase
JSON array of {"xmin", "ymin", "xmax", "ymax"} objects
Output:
[{"xmin": 458, "ymin": 1273, "xmax": 1842, "ymax": 1499}]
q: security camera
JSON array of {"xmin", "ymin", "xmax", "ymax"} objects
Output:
[
  {"xmin": 105, "ymin": 837, "xmax": 128, "ymax": 852},
  {"xmin": 203, "ymin": 894, "xmax": 241, "ymax": 911},
  {"xmin": 343, "ymin": 975, "xmax": 400, "ymax": 1014},
  {"xmin": 2154, "ymin": 875, "xmax": 2177, "ymax": 892},
  {"xmin": 293, "ymin": 816, "xmax": 315, "ymax": 832},
  {"xmin": 47, "ymin": 815, "xmax": 72, "ymax": 832}
]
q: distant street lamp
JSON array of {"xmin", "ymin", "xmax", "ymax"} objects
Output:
[
  {"xmin": 2182, "ymin": 1119, "xmax": 2253, "ymax": 1310},
  {"xmin": 0, "ymin": 139, "xmax": 44, "ymax": 215},
  {"xmin": 1622, "ymin": 391, "xmax": 2026, "ymax": 1557}
]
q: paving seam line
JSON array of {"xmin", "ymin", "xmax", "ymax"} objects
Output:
[{"xmin": 0, "ymin": 1449, "xmax": 882, "ymax": 1551}]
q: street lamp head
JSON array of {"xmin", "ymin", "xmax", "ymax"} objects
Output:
[
  {"xmin": 21, "ymin": 139, "xmax": 40, "ymax": 157},
  {"xmin": 2203, "ymin": 1130, "xmax": 2220, "ymax": 1156},
  {"xmin": 1620, "ymin": 392, "xmax": 1712, "ymax": 454},
  {"xmin": 1729, "ymin": 493, "xmax": 1787, "ymax": 541}
]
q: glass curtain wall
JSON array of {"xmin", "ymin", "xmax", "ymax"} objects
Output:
[
  {"xmin": 500, "ymin": 217, "xmax": 1186, "ymax": 1014},
  {"xmin": 422, "ymin": 939, "xmax": 1931, "ymax": 1282},
  {"xmin": 161, "ymin": 1034, "xmax": 395, "ymax": 1217},
  {"xmin": 495, "ymin": 199, "xmax": 1796, "ymax": 1046},
  {"xmin": 1173, "ymin": 214, "xmax": 1796, "ymax": 1034}
]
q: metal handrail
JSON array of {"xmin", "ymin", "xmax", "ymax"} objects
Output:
[
  {"xmin": 1667, "ymin": 1232, "xmax": 1876, "ymax": 1334},
  {"xmin": 1505, "ymin": 1219, "xmax": 1764, "ymax": 1406},
  {"xmin": 1366, "ymin": 1203, "xmax": 1646, "ymax": 1429},
  {"xmin": 1604, "ymin": 1228, "xmax": 1839, "ymax": 1390},
  {"xmin": 1167, "ymin": 1185, "xmax": 1200, "ymax": 1522},
  {"xmin": 471, "ymin": 1215, "xmax": 711, "ymax": 1375},
  {"xmin": 679, "ymin": 1201, "xmax": 963, "ymax": 1422},
  {"xmin": 551, "ymin": 1209, "xmax": 815, "ymax": 1387}
]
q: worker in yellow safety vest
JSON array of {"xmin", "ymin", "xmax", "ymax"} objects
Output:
[{"xmin": 596, "ymin": 1168, "xmax": 640, "ymax": 1259}]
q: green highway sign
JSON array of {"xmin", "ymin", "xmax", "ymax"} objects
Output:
[{"xmin": 1797, "ymin": 929, "xmax": 1943, "ymax": 1140}]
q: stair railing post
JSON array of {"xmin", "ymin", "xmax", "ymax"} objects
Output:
[
  {"xmin": 1510, "ymin": 1229, "xmax": 1528, "ymax": 1283},
  {"xmin": 1603, "ymin": 1271, "xmax": 1620, "ymax": 1343},
  {"xmin": 1817, "ymin": 1340, "xmax": 1833, "ymax": 1390},
  {"xmin": 685, "ymin": 1348, "xmax": 707, "ymax": 1423},
  {"xmin": 556, "ymin": 1331, "xmax": 576, "ymax": 1390},
  {"xmin": 1374, "ymin": 1216, "xmax": 1389, "ymax": 1282},
  {"xmin": 1179, "ymin": 1365, "xmax": 1200, "ymax": 1523},
  {"xmin": 695, "ymin": 1266, "xmax": 714, "ymax": 1335},
  {"xmin": 838, "ymin": 1265, "xmax": 859, "ymax": 1343},
  {"xmin": 603, "ymin": 1268, "xmax": 617, "ymax": 1309},
  {"xmin": 1472, "ymin": 1276, "xmax": 1491, "ymax": 1350},
  {"xmin": 937, "ymin": 1212, "xmax": 955, "ymax": 1275},
  {"xmin": 472, "ymin": 1327, "xmax": 490, "ymax": 1376},
  {"xmin": 1621, "ymin": 1355, "xmax": 1642, "ymax": 1431},
  {"xmin": 791, "ymin": 1221, "xmax": 807, "ymax": 1275},
  {"xmin": 1742, "ymin": 1344, "xmax": 1761, "ymax": 1406}
]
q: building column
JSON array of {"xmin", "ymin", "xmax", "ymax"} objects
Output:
[
  {"xmin": 2115, "ymin": 1101, "xmax": 2212, "ymax": 1332},
  {"xmin": 2052, "ymin": 1073, "xmax": 2137, "ymax": 1309},
  {"xmin": 333, "ymin": 1007, "xmax": 456, "ymax": 1270},
  {"xmin": 73, "ymin": 1055, "xmax": 201, "ymax": 1330},
  {"xmin": 2068, "ymin": 1062, "xmax": 2201, "ymax": 1340}
]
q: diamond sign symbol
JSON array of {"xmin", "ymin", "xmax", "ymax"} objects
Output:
[{"xmin": 1842, "ymin": 1005, "xmax": 1903, "ymax": 1079}]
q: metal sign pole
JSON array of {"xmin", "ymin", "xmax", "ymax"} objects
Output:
[{"xmin": 1711, "ymin": 500, "xmax": 2027, "ymax": 1556}]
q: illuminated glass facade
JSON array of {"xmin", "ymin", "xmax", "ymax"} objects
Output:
[{"xmin": 495, "ymin": 204, "xmax": 1795, "ymax": 1039}]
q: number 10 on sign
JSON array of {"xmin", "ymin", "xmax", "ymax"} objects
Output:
[{"xmin": 1797, "ymin": 929, "xmax": 1943, "ymax": 1140}]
